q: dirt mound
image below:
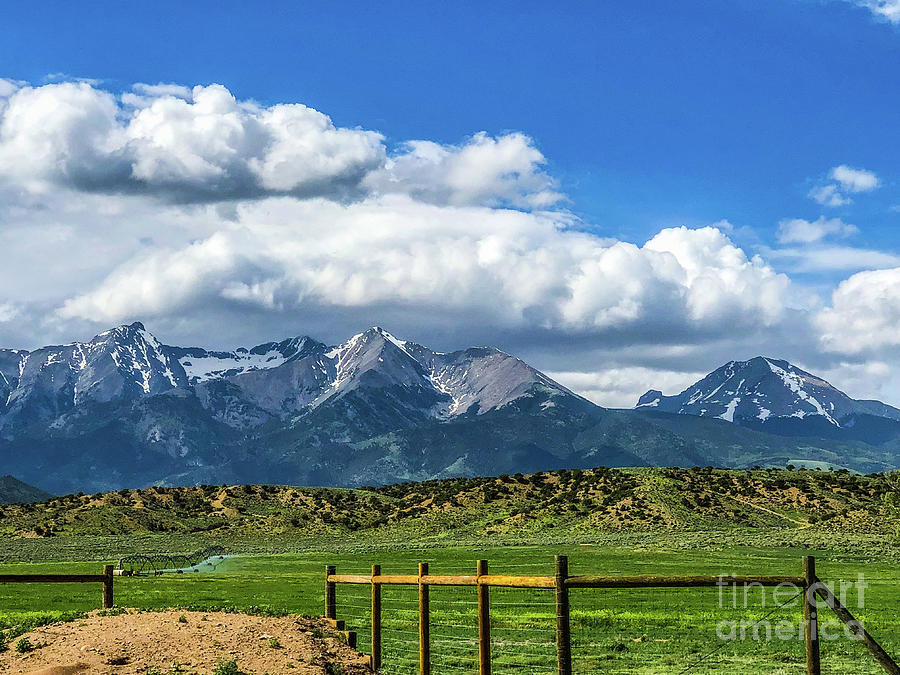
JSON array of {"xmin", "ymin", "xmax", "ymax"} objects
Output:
[{"xmin": 0, "ymin": 610, "xmax": 369, "ymax": 674}]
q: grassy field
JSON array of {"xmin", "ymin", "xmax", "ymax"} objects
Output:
[
  {"xmin": 0, "ymin": 542, "xmax": 898, "ymax": 673},
  {"xmin": 1, "ymin": 467, "xmax": 899, "ymax": 672}
]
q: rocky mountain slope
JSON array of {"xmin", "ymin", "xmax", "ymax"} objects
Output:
[
  {"xmin": 637, "ymin": 357, "xmax": 900, "ymax": 443},
  {"xmin": 2, "ymin": 326, "xmax": 900, "ymax": 493}
]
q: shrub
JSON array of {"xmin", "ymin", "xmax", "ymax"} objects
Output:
[
  {"xmin": 15, "ymin": 636, "xmax": 33, "ymax": 653},
  {"xmin": 213, "ymin": 659, "xmax": 239, "ymax": 675}
]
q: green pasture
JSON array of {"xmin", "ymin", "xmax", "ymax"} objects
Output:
[{"xmin": 0, "ymin": 543, "xmax": 897, "ymax": 673}]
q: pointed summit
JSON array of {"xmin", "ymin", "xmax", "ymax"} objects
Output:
[{"xmin": 636, "ymin": 357, "xmax": 900, "ymax": 433}]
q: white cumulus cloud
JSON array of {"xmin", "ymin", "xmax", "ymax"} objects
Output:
[
  {"xmin": 777, "ymin": 216, "xmax": 858, "ymax": 244},
  {"xmin": 0, "ymin": 80, "xmax": 564, "ymax": 209},
  {"xmin": 808, "ymin": 165, "xmax": 880, "ymax": 207},
  {"xmin": 546, "ymin": 366, "xmax": 706, "ymax": 408},
  {"xmin": 808, "ymin": 184, "xmax": 851, "ymax": 207},
  {"xmin": 830, "ymin": 165, "xmax": 880, "ymax": 193},
  {"xmin": 365, "ymin": 132, "xmax": 561, "ymax": 209},
  {"xmin": 816, "ymin": 266, "xmax": 900, "ymax": 356},
  {"xmin": 0, "ymin": 81, "xmax": 386, "ymax": 201}
]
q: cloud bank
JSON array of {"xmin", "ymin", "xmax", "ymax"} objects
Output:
[{"xmin": 1, "ymin": 78, "xmax": 900, "ymax": 407}]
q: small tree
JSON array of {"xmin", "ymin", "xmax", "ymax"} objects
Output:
[{"xmin": 882, "ymin": 471, "xmax": 900, "ymax": 539}]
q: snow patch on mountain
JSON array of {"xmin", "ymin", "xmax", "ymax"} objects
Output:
[
  {"xmin": 717, "ymin": 397, "xmax": 741, "ymax": 422},
  {"xmin": 180, "ymin": 349, "xmax": 292, "ymax": 382},
  {"xmin": 175, "ymin": 336, "xmax": 319, "ymax": 383}
]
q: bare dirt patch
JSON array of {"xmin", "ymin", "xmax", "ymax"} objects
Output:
[{"xmin": 0, "ymin": 610, "xmax": 369, "ymax": 674}]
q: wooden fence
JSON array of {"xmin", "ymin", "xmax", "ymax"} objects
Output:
[
  {"xmin": 325, "ymin": 555, "xmax": 899, "ymax": 675},
  {"xmin": 0, "ymin": 565, "xmax": 114, "ymax": 610}
]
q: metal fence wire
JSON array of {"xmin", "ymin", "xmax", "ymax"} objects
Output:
[
  {"xmin": 489, "ymin": 586, "xmax": 556, "ymax": 673},
  {"xmin": 570, "ymin": 585, "xmax": 807, "ymax": 674},
  {"xmin": 429, "ymin": 585, "xmax": 479, "ymax": 673}
]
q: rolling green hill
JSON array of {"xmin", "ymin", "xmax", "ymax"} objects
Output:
[{"xmin": 1, "ymin": 466, "xmax": 898, "ymax": 545}]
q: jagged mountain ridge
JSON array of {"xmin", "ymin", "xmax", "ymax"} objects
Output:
[
  {"xmin": 1, "ymin": 323, "xmax": 577, "ymax": 433},
  {"xmin": 3, "ymin": 327, "xmax": 900, "ymax": 494},
  {"xmin": 0, "ymin": 323, "xmax": 600, "ymax": 491},
  {"xmin": 0, "ymin": 323, "xmax": 187, "ymax": 428},
  {"xmin": 636, "ymin": 356, "xmax": 900, "ymax": 442}
]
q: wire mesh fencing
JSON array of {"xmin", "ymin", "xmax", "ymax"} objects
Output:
[
  {"xmin": 489, "ymin": 586, "xmax": 556, "ymax": 673},
  {"xmin": 379, "ymin": 584, "xmax": 420, "ymax": 674},
  {"xmin": 815, "ymin": 573, "xmax": 900, "ymax": 675},
  {"xmin": 570, "ymin": 585, "xmax": 808, "ymax": 674},
  {"xmin": 820, "ymin": 623, "xmax": 887, "ymax": 675},
  {"xmin": 428, "ymin": 585, "xmax": 479, "ymax": 673},
  {"xmin": 336, "ymin": 576, "xmax": 372, "ymax": 653}
]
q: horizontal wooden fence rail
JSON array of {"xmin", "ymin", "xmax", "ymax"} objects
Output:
[
  {"xmin": 327, "ymin": 572, "xmax": 805, "ymax": 589},
  {"xmin": 0, "ymin": 565, "xmax": 114, "ymax": 609},
  {"xmin": 324, "ymin": 556, "xmax": 839, "ymax": 675},
  {"xmin": 565, "ymin": 574, "xmax": 806, "ymax": 588},
  {"xmin": 328, "ymin": 572, "xmax": 557, "ymax": 588}
]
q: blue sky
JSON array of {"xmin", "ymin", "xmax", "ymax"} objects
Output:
[
  {"xmin": 4, "ymin": 0, "xmax": 899, "ymax": 246},
  {"xmin": 1, "ymin": 0, "xmax": 900, "ymax": 406}
]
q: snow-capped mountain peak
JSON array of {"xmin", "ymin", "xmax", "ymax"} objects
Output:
[
  {"xmin": 321, "ymin": 326, "xmax": 430, "ymax": 394},
  {"xmin": 90, "ymin": 321, "xmax": 185, "ymax": 394},
  {"xmin": 0, "ymin": 322, "xmax": 189, "ymax": 425},
  {"xmin": 636, "ymin": 356, "xmax": 900, "ymax": 431}
]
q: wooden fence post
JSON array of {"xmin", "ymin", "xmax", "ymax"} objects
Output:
[
  {"xmin": 803, "ymin": 556, "xmax": 821, "ymax": 675},
  {"xmin": 478, "ymin": 559, "xmax": 491, "ymax": 675},
  {"xmin": 325, "ymin": 565, "xmax": 337, "ymax": 620},
  {"xmin": 372, "ymin": 564, "xmax": 382, "ymax": 672},
  {"xmin": 555, "ymin": 556, "xmax": 572, "ymax": 675},
  {"xmin": 102, "ymin": 565, "xmax": 114, "ymax": 609},
  {"xmin": 419, "ymin": 562, "xmax": 430, "ymax": 675}
]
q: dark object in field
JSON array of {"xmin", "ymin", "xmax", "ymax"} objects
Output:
[{"xmin": 117, "ymin": 545, "xmax": 226, "ymax": 575}]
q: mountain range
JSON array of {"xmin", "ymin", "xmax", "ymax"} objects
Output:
[{"xmin": 2, "ymin": 323, "xmax": 900, "ymax": 493}]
